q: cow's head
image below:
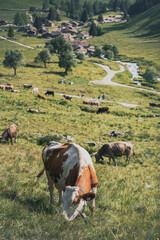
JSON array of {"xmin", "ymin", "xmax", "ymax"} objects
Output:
[{"xmin": 61, "ymin": 186, "xmax": 96, "ymax": 221}]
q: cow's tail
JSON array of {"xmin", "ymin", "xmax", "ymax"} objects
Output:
[{"xmin": 36, "ymin": 168, "xmax": 45, "ymax": 178}]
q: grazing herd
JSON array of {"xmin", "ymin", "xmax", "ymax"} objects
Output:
[{"xmin": 0, "ymin": 83, "xmax": 137, "ymax": 222}]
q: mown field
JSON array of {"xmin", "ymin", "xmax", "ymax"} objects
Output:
[{"xmin": 0, "ymin": 15, "xmax": 160, "ymax": 240}]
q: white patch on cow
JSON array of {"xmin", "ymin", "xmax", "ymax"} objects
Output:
[
  {"xmin": 42, "ymin": 141, "xmax": 62, "ymax": 163},
  {"xmin": 62, "ymin": 186, "xmax": 85, "ymax": 221}
]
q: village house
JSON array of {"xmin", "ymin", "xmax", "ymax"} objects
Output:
[
  {"xmin": 27, "ymin": 26, "xmax": 37, "ymax": 36},
  {"xmin": 44, "ymin": 20, "xmax": 55, "ymax": 27},
  {"xmin": 87, "ymin": 46, "xmax": 96, "ymax": 56},
  {"xmin": 75, "ymin": 31, "xmax": 90, "ymax": 39}
]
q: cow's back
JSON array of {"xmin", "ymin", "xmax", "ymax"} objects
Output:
[{"xmin": 42, "ymin": 143, "xmax": 80, "ymax": 190}]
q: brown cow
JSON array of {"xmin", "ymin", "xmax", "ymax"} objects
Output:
[
  {"xmin": 37, "ymin": 93, "xmax": 46, "ymax": 100},
  {"xmin": 29, "ymin": 107, "xmax": 39, "ymax": 113},
  {"xmin": 95, "ymin": 142, "xmax": 135, "ymax": 166},
  {"xmin": 96, "ymin": 107, "xmax": 110, "ymax": 114},
  {"xmin": 37, "ymin": 142, "xmax": 98, "ymax": 221},
  {"xmin": 11, "ymin": 90, "xmax": 20, "ymax": 93},
  {"xmin": 63, "ymin": 95, "xmax": 72, "ymax": 101},
  {"xmin": 83, "ymin": 100, "xmax": 91, "ymax": 105},
  {"xmin": 0, "ymin": 124, "xmax": 18, "ymax": 145}
]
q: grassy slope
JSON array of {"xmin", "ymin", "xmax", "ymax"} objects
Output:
[
  {"xmin": 0, "ymin": 0, "xmax": 44, "ymax": 9},
  {"xmin": 127, "ymin": 3, "xmax": 160, "ymax": 38},
  {"xmin": 0, "ymin": 4, "xmax": 160, "ymax": 239}
]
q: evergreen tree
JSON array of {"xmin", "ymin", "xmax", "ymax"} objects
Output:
[
  {"xmin": 8, "ymin": 26, "xmax": 14, "ymax": 38},
  {"xmin": 89, "ymin": 22, "xmax": 97, "ymax": 36},
  {"xmin": 76, "ymin": 53, "xmax": 85, "ymax": 63},
  {"xmin": 14, "ymin": 12, "xmax": 22, "ymax": 26},
  {"xmin": 81, "ymin": 9, "xmax": 88, "ymax": 22},
  {"xmin": 33, "ymin": 16, "xmax": 42, "ymax": 32},
  {"xmin": 3, "ymin": 50, "xmax": 24, "ymax": 76},
  {"xmin": 48, "ymin": 7, "xmax": 56, "ymax": 20},
  {"xmin": 104, "ymin": 50, "xmax": 114, "ymax": 60},
  {"xmin": 98, "ymin": 14, "xmax": 103, "ymax": 23}
]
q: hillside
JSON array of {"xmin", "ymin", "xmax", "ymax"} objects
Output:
[
  {"xmin": 0, "ymin": 0, "xmax": 44, "ymax": 9},
  {"xmin": 127, "ymin": 3, "xmax": 160, "ymax": 37}
]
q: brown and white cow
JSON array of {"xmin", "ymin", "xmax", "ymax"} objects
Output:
[
  {"xmin": 90, "ymin": 101, "xmax": 99, "ymax": 106},
  {"xmin": 95, "ymin": 142, "xmax": 134, "ymax": 166},
  {"xmin": 5, "ymin": 85, "xmax": 13, "ymax": 90},
  {"xmin": 0, "ymin": 124, "xmax": 18, "ymax": 145},
  {"xmin": 37, "ymin": 142, "xmax": 98, "ymax": 221}
]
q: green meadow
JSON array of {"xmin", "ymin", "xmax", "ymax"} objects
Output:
[{"xmin": 0, "ymin": 6, "xmax": 160, "ymax": 240}]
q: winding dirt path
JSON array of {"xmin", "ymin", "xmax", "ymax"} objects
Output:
[
  {"xmin": 90, "ymin": 63, "xmax": 160, "ymax": 95},
  {"xmin": 0, "ymin": 36, "xmax": 34, "ymax": 49}
]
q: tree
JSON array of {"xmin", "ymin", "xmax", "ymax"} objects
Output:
[
  {"xmin": 14, "ymin": 12, "xmax": 22, "ymax": 26},
  {"xmin": 104, "ymin": 50, "xmax": 114, "ymax": 60},
  {"xmin": 112, "ymin": 45, "xmax": 119, "ymax": 57},
  {"xmin": 94, "ymin": 46, "xmax": 102, "ymax": 58},
  {"xmin": 8, "ymin": 26, "xmax": 14, "ymax": 38},
  {"xmin": 81, "ymin": 9, "xmax": 88, "ymax": 22},
  {"xmin": 33, "ymin": 16, "xmax": 42, "ymax": 32},
  {"xmin": 3, "ymin": 50, "xmax": 24, "ymax": 75},
  {"xmin": 48, "ymin": 7, "xmax": 56, "ymax": 20},
  {"xmin": 98, "ymin": 14, "xmax": 103, "ymax": 23},
  {"xmin": 89, "ymin": 22, "xmax": 97, "ymax": 36},
  {"xmin": 35, "ymin": 50, "xmax": 51, "ymax": 68},
  {"xmin": 76, "ymin": 53, "xmax": 85, "ymax": 63},
  {"xmin": 59, "ymin": 50, "xmax": 76, "ymax": 75},
  {"xmin": 49, "ymin": 36, "xmax": 72, "ymax": 54},
  {"xmin": 143, "ymin": 68, "xmax": 158, "ymax": 86}
]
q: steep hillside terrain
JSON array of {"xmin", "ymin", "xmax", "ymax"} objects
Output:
[
  {"xmin": 127, "ymin": 3, "xmax": 160, "ymax": 37},
  {"xmin": 0, "ymin": 0, "xmax": 44, "ymax": 9}
]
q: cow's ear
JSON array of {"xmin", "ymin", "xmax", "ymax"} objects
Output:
[{"xmin": 80, "ymin": 192, "xmax": 96, "ymax": 201}]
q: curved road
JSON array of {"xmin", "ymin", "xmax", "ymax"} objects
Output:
[
  {"xmin": 90, "ymin": 63, "xmax": 160, "ymax": 95},
  {"xmin": 0, "ymin": 36, "xmax": 34, "ymax": 49}
]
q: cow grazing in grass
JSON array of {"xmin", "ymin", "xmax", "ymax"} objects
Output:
[
  {"xmin": 95, "ymin": 142, "xmax": 135, "ymax": 166},
  {"xmin": 90, "ymin": 101, "xmax": 99, "ymax": 106},
  {"xmin": 37, "ymin": 142, "xmax": 98, "ymax": 221},
  {"xmin": 45, "ymin": 90, "xmax": 54, "ymax": 96},
  {"xmin": 11, "ymin": 89, "xmax": 20, "ymax": 93},
  {"xmin": 23, "ymin": 84, "xmax": 33, "ymax": 89},
  {"xmin": 37, "ymin": 93, "xmax": 46, "ymax": 100},
  {"xmin": 29, "ymin": 107, "xmax": 39, "ymax": 113},
  {"xmin": 63, "ymin": 95, "xmax": 72, "ymax": 101},
  {"xmin": 0, "ymin": 124, "xmax": 18, "ymax": 145},
  {"xmin": 5, "ymin": 85, "xmax": 13, "ymax": 90},
  {"xmin": 32, "ymin": 88, "xmax": 39, "ymax": 94},
  {"xmin": 83, "ymin": 100, "xmax": 91, "ymax": 105},
  {"xmin": 96, "ymin": 107, "xmax": 110, "ymax": 114}
]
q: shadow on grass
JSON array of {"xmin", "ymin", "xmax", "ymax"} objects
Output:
[
  {"xmin": 43, "ymin": 71, "xmax": 65, "ymax": 76},
  {"xmin": 25, "ymin": 64, "xmax": 43, "ymax": 69},
  {"xmin": 1, "ymin": 189, "xmax": 54, "ymax": 214}
]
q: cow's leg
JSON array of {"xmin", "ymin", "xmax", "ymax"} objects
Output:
[
  {"xmin": 58, "ymin": 190, "xmax": 62, "ymax": 205},
  {"xmin": 88, "ymin": 187, "xmax": 97, "ymax": 214},
  {"xmin": 14, "ymin": 136, "xmax": 16, "ymax": 143},
  {"xmin": 10, "ymin": 137, "xmax": 13, "ymax": 145},
  {"xmin": 111, "ymin": 156, "xmax": 117, "ymax": 166},
  {"xmin": 46, "ymin": 171, "xmax": 54, "ymax": 205},
  {"xmin": 109, "ymin": 157, "xmax": 111, "ymax": 165}
]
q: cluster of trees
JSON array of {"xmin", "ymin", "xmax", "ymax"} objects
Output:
[
  {"xmin": 93, "ymin": 44, "xmax": 119, "ymax": 59},
  {"xmin": 48, "ymin": 7, "xmax": 61, "ymax": 21},
  {"xmin": 47, "ymin": 36, "xmax": 76, "ymax": 74},
  {"xmin": 108, "ymin": 0, "xmax": 130, "ymax": 12},
  {"xmin": 14, "ymin": 12, "xmax": 29, "ymax": 26},
  {"xmin": 128, "ymin": 0, "xmax": 160, "ymax": 15},
  {"xmin": 59, "ymin": 0, "xmax": 108, "ymax": 21}
]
